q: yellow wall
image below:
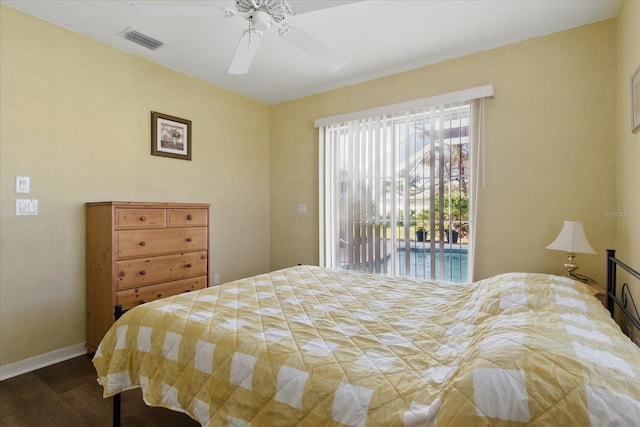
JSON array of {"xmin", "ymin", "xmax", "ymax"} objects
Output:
[
  {"xmin": 0, "ymin": 6, "xmax": 271, "ymax": 365},
  {"xmin": 270, "ymin": 19, "xmax": 618, "ymax": 283},
  {"xmin": 616, "ymin": 0, "xmax": 640, "ymax": 303}
]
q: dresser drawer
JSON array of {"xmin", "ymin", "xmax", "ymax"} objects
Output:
[
  {"xmin": 116, "ymin": 251, "xmax": 207, "ymax": 289},
  {"xmin": 168, "ymin": 208, "xmax": 208, "ymax": 227},
  {"xmin": 115, "ymin": 208, "xmax": 166, "ymax": 229},
  {"xmin": 116, "ymin": 227, "xmax": 207, "ymax": 258},
  {"xmin": 115, "ymin": 276, "xmax": 207, "ymax": 310}
]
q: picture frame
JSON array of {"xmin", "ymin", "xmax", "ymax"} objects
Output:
[
  {"xmin": 151, "ymin": 111, "xmax": 192, "ymax": 160},
  {"xmin": 632, "ymin": 64, "xmax": 640, "ymax": 134}
]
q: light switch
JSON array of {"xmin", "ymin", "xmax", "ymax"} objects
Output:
[
  {"xmin": 297, "ymin": 203, "xmax": 307, "ymax": 215},
  {"xmin": 16, "ymin": 199, "xmax": 38, "ymax": 216},
  {"xmin": 16, "ymin": 176, "xmax": 30, "ymax": 193}
]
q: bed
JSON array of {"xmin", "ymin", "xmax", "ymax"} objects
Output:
[{"xmin": 93, "ymin": 250, "xmax": 640, "ymax": 426}]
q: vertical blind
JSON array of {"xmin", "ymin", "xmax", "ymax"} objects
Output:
[{"xmin": 317, "ymin": 86, "xmax": 493, "ymax": 282}]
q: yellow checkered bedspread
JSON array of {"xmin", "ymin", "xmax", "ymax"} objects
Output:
[{"xmin": 93, "ymin": 266, "xmax": 640, "ymax": 426}]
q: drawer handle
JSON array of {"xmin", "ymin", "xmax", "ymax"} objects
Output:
[
  {"xmin": 185, "ymin": 263, "xmax": 192, "ymax": 268},
  {"xmin": 139, "ymin": 270, "xmax": 146, "ymax": 276},
  {"xmin": 139, "ymin": 241, "xmax": 146, "ymax": 246},
  {"xmin": 186, "ymin": 237, "xmax": 192, "ymax": 242},
  {"xmin": 186, "ymin": 214, "xmax": 193, "ymax": 220},
  {"xmin": 140, "ymin": 216, "xmax": 146, "ymax": 221}
]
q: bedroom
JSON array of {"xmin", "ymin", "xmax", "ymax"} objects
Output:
[{"xmin": 0, "ymin": 0, "xmax": 638, "ymax": 415}]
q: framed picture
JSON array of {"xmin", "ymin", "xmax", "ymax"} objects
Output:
[
  {"xmin": 151, "ymin": 111, "xmax": 192, "ymax": 160},
  {"xmin": 632, "ymin": 64, "xmax": 640, "ymax": 133}
]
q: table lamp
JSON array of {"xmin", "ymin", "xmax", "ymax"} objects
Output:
[{"xmin": 546, "ymin": 220, "xmax": 596, "ymax": 280}]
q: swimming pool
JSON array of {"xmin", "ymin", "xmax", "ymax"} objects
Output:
[
  {"xmin": 394, "ymin": 248, "xmax": 468, "ymax": 282},
  {"xmin": 342, "ymin": 248, "xmax": 469, "ymax": 283}
]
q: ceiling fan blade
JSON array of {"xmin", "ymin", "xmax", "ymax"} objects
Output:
[
  {"xmin": 281, "ymin": 26, "xmax": 345, "ymax": 72},
  {"xmin": 228, "ymin": 30, "xmax": 263, "ymax": 75}
]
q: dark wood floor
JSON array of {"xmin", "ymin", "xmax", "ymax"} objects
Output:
[{"xmin": 0, "ymin": 355, "xmax": 200, "ymax": 426}]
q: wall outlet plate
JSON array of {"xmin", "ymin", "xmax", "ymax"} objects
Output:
[
  {"xmin": 16, "ymin": 176, "xmax": 30, "ymax": 193},
  {"xmin": 16, "ymin": 199, "xmax": 38, "ymax": 216}
]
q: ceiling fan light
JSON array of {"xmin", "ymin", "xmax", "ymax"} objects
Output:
[{"xmin": 250, "ymin": 10, "xmax": 272, "ymax": 32}]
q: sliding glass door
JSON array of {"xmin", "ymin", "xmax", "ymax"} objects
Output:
[{"xmin": 320, "ymin": 103, "xmax": 471, "ymax": 282}]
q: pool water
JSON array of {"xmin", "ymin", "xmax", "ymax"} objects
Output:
[
  {"xmin": 341, "ymin": 248, "xmax": 469, "ymax": 283},
  {"xmin": 394, "ymin": 248, "xmax": 468, "ymax": 282}
]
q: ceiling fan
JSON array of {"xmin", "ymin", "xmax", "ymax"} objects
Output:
[{"xmin": 223, "ymin": 0, "xmax": 347, "ymax": 75}]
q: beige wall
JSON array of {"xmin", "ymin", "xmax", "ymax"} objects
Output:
[
  {"xmin": 0, "ymin": 6, "xmax": 271, "ymax": 365},
  {"xmin": 270, "ymin": 19, "xmax": 618, "ymax": 283},
  {"xmin": 616, "ymin": 0, "xmax": 640, "ymax": 303}
]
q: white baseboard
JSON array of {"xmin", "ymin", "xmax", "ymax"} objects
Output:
[{"xmin": 0, "ymin": 343, "xmax": 87, "ymax": 381}]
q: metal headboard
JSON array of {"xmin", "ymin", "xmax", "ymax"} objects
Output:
[{"xmin": 606, "ymin": 249, "xmax": 640, "ymax": 340}]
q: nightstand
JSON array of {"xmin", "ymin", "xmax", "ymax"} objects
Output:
[
  {"xmin": 575, "ymin": 276, "xmax": 606, "ymax": 306},
  {"xmin": 593, "ymin": 287, "xmax": 606, "ymax": 306}
]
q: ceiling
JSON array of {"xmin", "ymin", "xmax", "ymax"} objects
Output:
[{"xmin": 1, "ymin": 0, "xmax": 621, "ymax": 105}]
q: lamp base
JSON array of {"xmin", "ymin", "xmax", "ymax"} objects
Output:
[
  {"xmin": 563, "ymin": 252, "xmax": 594, "ymax": 283},
  {"xmin": 563, "ymin": 252, "xmax": 578, "ymax": 276}
]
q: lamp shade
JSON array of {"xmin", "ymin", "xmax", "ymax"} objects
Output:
[{"xmin": 546, "ymin": 221, "xmax": 596, "ymax": 254}]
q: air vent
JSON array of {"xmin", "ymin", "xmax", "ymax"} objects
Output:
[{"xmin": 120, "ymin": 28, "xmax": 164, "ymax": 51}]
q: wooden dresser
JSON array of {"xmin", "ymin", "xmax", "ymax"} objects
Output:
[{"xmin": 86, "ymin": 201, "xmax": 210, "ymax": 353}]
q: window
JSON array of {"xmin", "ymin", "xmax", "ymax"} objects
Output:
[{"xmin": 317, "ymin": 86, "xmax": 492, "ymax": 283}]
